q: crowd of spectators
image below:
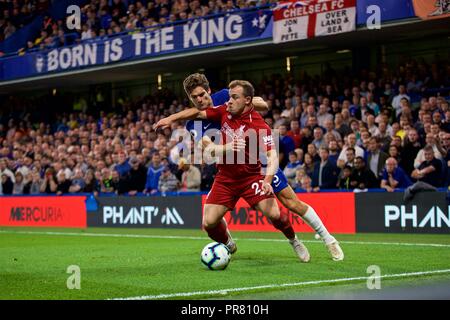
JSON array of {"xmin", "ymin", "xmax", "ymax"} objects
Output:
[
  {"xmin": 0, "ymin": 55, "xmax": 449, "ymax": 195},
  {"xmin": 0, "ymin": 0, "xmax": 50, "ymax": 42},
  {"xmin": 2, "ymin": 0, "xmax": 275, "ymax": 55}
]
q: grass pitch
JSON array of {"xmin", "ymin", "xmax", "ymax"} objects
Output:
[{"xmin": 0, "ymin": 227, "xmax": 450, "ymax": 300}]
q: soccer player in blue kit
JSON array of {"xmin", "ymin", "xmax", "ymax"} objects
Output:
[{"xmin": 154, "ymin": 73, "xmax": 344, "ymax": 261}]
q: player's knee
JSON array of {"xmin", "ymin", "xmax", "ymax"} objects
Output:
[
  {"xmin": 202, "ymin": 216, "xmax": 218, "ymax": 230},
  {"xmin": 266, "ymin": 203, "xmax": 280, "ymax": 220},
  {"xmin": 283, "ymin": 197, "xmax": 308, "ymax": 216}
]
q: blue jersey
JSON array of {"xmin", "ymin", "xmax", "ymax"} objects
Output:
[
  {"xmin": 185, "ymin": 89, "xmax": 289, "ymax": 193},
  {"xmin": 186, "ymin": 89, "xmax": 229, "ymax": 142}
]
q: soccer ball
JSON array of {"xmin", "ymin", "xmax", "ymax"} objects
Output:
[{"xmin": 201, "ymin": 242, "xmax": 231, "ymax": 270}]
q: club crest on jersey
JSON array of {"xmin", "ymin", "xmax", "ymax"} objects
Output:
[
  {"xmin": 222, "ymin": 123, "xmax": 246, "ymax": 139},
  {"xmin": 263, "ymin": 135, "xmax": 274, "ymax": 146}
]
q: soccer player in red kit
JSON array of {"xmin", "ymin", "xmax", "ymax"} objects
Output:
[
  {"xmin": 155, "ymin": 74, "xmax": 344, "ymax": 261},
  {"xmin": 193, "ymin": 80, "xmax": 310, "ymax": 262}
]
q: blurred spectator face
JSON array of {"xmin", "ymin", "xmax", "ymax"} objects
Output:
[
  {"xmin": 424, "ymin": 149, "xmax": 434, "ymax": 162},
  {"xmin": 347, "ymin": 134, "xmax": 357, "ymax": 147},
  {"xmin": 318, "ymin": 104, "xmax": 327, "ymax": 114},
  {"xmin": 319, "ymin": 148, "xmax": 329, "ymax": 161},
  {"xmin": 328, "ymin": 140, "xmax": 338, "ymax": 152},
  {"xmin": 307, "ymin": 116, "xmax": 317, "ymax": 128},
  {"xmin": 295, "ymin": 148, "xmax": 304, "ymax": 161},
  {"xmin": 306, "ymin": 105, "xmax": 315, "ymax": 115},
  {"xmin": 391, "ymin": 136, "xmax": 402, "ymax": 147},
  {"xmin": 73, "ymin": 169, "xmax": 83, "ymax": 179},
  {"xmin": 57, "ymin": 172, "xmax": 66, "ymax": 183},
  {"xmin": 368, "ymin": 139, "xmax": 378, "ymax": 152},
  {"xmin": 307, "ymin": 144, "xmax": 316, "ymax": 156},
  {"xmin": 152, "ymin": 154, "xmax": 161, "ymax": 167},
  {"xmin": 0, "ymin": 159, "xmax": 6, "ymax": 170},
  {"xmin": 346, "ymin": 149, "xmax": 355, "ymax": 163},
  {"xmin": 304, "ymin": 153, "xmax": 313, "ymax": 165},
  {"xmin": 429, "ymin": 97, "xmax": 437, "ymax": 108},
  {"xmin": 407, "ymin": 129, "xmax": 419, "ymax": 143},
  {"xmin": 288, "ymin": 153, "xmax": 297, "ymax": 164},
  {"xmin": 391, "ymin": 122, "xmax": 400, "ymax": 135},
  {"xmin": 342, "ymin": 100, "xmax": 350, "ymax": 110},
  {"xmin": 118, "ymin": 152, "xmax": 127, "ymax": 164},
  {"xmin": 360, "ymin": 97, "xmax": 367, "ymax": 107},
  {"xmin": 432, "ymin": 112, "xmax": 442, "ymax": 124},
  {"xmin": 399, "ymin": 85, "xmax": 406, "ymax": 94},
  {"xmin": 443, "ymin": 134, "xmax": 450, "ymax": 148},
  {"xmin": 32, "ymin": 172, "xmax": 41, "ymax": 182},
  {"xmin": 278, "ymin": 125, "xmax": 287, "ymax": 136},
  {"xmin": 342, "ymin": 167, "xmax": 352, "ymax": 178},
  {"xmin": 301, "ymin": 176, "xmax": 312, "ymax": 190},
  {"xmin": 15, "ymin": 172, "xmax": 23, "ymax": 184},
  {"xmin": 385, "ymin": 158, "xmax": 397, "ymax": 173},
  {"xmin": 295, "ymin": 169, "xmax": 305, "ymax": 183},
  {"xmin": 425, "ymin": 133, "xmax": 436, "ymax": 145},
  {"xmin": 324, "ymin": 119, "xmax": 334, "ymax": 131},
  {"xmin": 102, "ymin": 168, "xmax": 111, "ymax": 180},
  {"xmin": 290, "ymin": 120, "xmax": 299, "ymax": 131},
  {"xmin": 354, "ymin": 157, "xmax": 364, "ymax": 170},
  {"xmin": 430, "ymin": 124, "xmax": 440, "ymax": 136},
  {"xmin": 389, "ymin": 146, "xmax": 399, "ymax": 158},
  {"xmin": 313, "ymin": 127, "xmax": 323, "ymax": 140},
  {"xmin": 131, "ymin": 159, "xmax": 140, "ymax": 170}
]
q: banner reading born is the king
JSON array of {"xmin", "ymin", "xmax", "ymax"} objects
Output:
[{"xmin": 273, "ymin": 0, "xmax": 356, "ymax": 44}]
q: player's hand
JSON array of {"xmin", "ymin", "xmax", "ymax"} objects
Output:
[
  {"xmin": 230, "ymin": 137, "xmax": 246, "ymax": 152},
  {"xmin": 153, "ymin": 117, "xmax": 172, "ymax": 130},
  {"xmin": 261, "ymin": 181, "xmax": 274, "ymax": 195}
]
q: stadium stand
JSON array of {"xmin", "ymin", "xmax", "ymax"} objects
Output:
[
  {"xmin": 0, "ymin": 53, "xmax": 449, "ymax": 195},
  {"xmin": 0, "ymin": 0, "xmax": 277, "ymax": 56}
]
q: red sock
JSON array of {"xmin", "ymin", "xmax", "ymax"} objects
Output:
[
  {"xmin": 270, "ymin": 210, "xmax": 296, "ymax": 240},
  {"xmin": 204, "ymin": 219, "xmax": 230, "ymax": 244}
]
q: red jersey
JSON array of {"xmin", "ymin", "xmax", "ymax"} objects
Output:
[{"xmin": 205, "ymin": 104, "xmax": 274, "ymax": 182}]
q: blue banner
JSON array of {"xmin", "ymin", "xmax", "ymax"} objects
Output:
[
  {"xmin": 0, "ymin": 10, "xmax": 272, "ymax": 81},
  {"xmin": 356, "ymin": 0, "xmax": 415, "ymax": 25}
]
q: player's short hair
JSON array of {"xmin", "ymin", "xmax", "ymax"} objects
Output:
[
  {"xmin": 183, "ymin": 73, "xmax": 210, "ymax": 96},
  {"xmin": 228, "ymin": 80, "xmax": 254, "ymax": 100}
]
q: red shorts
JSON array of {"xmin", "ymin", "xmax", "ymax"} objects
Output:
[{"xmin": 205, "ymin": 174, "xmax": 275, "ymax": 209}]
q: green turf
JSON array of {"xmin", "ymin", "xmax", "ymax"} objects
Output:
[{"xmin": 0, "ymin": 227, "xmax": 450, "ymax": 300}]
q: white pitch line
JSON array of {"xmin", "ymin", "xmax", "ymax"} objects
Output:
[
  {"xmin": 1, "ymin": 229, "xmax": 450, "ymax": 248},
  {"xmin": 112, "ymin": 269, "xmax": 450, "ymax": 300}
]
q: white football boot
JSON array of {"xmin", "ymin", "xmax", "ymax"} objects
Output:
[
  {"xmin": 325, "ymin": 239, "xmax": 344, "ymax": 261},
  {"xmin": 289, "ymin": 238, "xmax": 310, "ymax": 263}
]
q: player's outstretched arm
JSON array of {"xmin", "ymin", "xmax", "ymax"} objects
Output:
[
  {"xmin": 252, "ymin": 97, "xmax": 269, "ymax": 112},
  {"xmin": 262, "ymin": 149, "xmax": 279, "ymax": 195},
  {"xmin": 153, "ymin": 108, "xmax": 205, "ymax": 130}
]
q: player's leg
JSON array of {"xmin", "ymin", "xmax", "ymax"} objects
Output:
[
  {"xmin": 204, "ymin": 181, "xmax": 238, "ymax": 253},
  {"xmin": 275, "ymin": 185, "xmax": 344, "ymax": 261},
  {"xmin": 203, "ymin": 204, "xmax": 236, "ymax": 251},
  {"xmin": 253, "ymin": 197, "xmax": 310, "ymax": 263}
]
